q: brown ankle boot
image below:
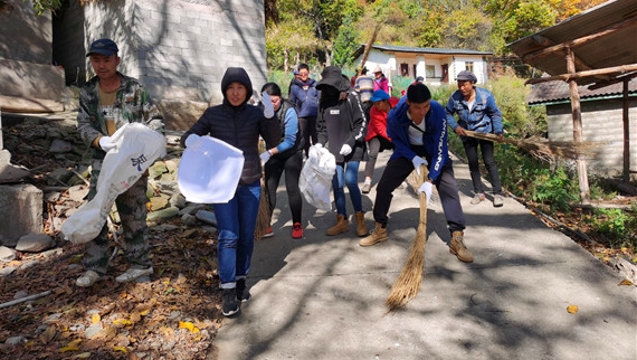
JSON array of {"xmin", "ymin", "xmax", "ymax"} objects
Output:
[
  {"xmin": 355, "ymin": 211, "xmax": 368, "ymax": 237},
  {"xmin": 359, "ymin": 222, "xmax": 388, "ymax": 246},
  {"xmin": 326, "ymin": 214, "xmax": 349, "ymax": 236},
  {"xmin": 449, "ymin": 231, "xmax": 474, "ymax": 263}
]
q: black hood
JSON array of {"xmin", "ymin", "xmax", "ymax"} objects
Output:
[
  {"xmin": 316, "ymin": 66, "xmax": 349, "ymax": 92},
  {"xmin": 221, "ymin": 67, "xmax": 253, "ymax": 105}
]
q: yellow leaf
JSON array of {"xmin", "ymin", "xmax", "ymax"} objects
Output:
[
  {"xmin": 113, "ymin": 318, "xmax": 133, "ymax": 327},
  {"xmin": 619, "ymin": 279, "xmax": 634, "ymax": 286},
  {"xmin": 140, "ymin": 309, "xmax": 150, "ymax": 316},
  {"xmin": 59, "ymin": 339, "xmax": 82, "ymax": 352},
  {"xmin": 179, "ymin": 321, "xmax": 200, "ymax": 333},
  {"xmin": 72, "ymin": 352, "xmax": 92, "ymax": 359},
  {"xmin": 113, "ymin": 346, "xmax": 127, "ymax": 353},
  {"xmin": 91, "ymin": 314, "xmax": 101, "ymax": 324},
  {"xmin": 567, "ymin": 305, "xmax": 579, "ymax": 314}
]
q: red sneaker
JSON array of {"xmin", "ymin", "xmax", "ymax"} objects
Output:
[
  {"xmin": 262, "ymin": 227, "xmax": 274, "ymax": 238},
  {"xmin": 291, "ymin": 222, "xmax": 303, "ymax": 239}
]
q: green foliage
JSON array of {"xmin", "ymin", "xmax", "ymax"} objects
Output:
[
  {"xmin": 585, "ymin": 207, "xmax": 637, "ymax": 248},
  {"xmin": 488, "ymin": 75, "xmax": 546, "ymax": 137},
  {"xmin": 267, "ymin": 70, "xmax": 296, "ymax": 98},
  {"xmin": 331, "ymin": 17, "xmax": 359, "ymax": 67}
]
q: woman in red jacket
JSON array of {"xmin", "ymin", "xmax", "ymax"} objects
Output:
[{"xmin": 361, "ymin": 90, "xmax": 399, "ymax": 193}]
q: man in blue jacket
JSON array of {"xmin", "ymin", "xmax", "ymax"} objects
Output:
[
  {"xmin": 446, "ymin": 70, "xmax": 504, "ymax": 207},
  {"xmin": 359, "ymin": 83, "xmax": 473, "ymax": 263}
]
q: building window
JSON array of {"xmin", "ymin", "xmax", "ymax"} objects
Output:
[
  {"xmin": 465, "ymin": 62, "xmax": 474, "ymax": 73},
  {"xmin": 426, "ymin": 65, "xmax": 435, "ymax": 78}
]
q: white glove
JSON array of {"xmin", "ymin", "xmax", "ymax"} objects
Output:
[
  {"xmin": 339, "ymin": 144, "xmax": 352, "ymax": 156},
  {"xmin": 314, "ymin": 143, "xmax": 323, "ymax": 149},
  {"xmin": 184, "ymin": 134, "xmax": 202, "ymax": 149},
  {"xmin": 260, "ymin": 150, "xmax": 272, "ymax": 163},
  {"xmin": 418, "ymin": 181, "xmax": 433, "ymax": 204},
  {"xmin": 262, "ymin": 91, "xmax": 275, "ymax": 118},
  {"xmin": 411, "ymin": 156, "xmax": 428, "ymax": 176},
  {"xmin": 99, "ymin": 136, "xmax": 116, "ymax": 152}
]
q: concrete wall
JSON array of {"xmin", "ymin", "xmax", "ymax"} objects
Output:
[
  {"xmin": 547, "ymin": 99, "xmax": 637, "ymax": 178},
  {"xmin": 52, "ymin": 0, "xmax": 266, "ymax": 129},
  {"xmin": 0, "ymin": 0, "xmax": 51, "ymax": 63}
]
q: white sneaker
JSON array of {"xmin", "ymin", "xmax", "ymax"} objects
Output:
[
  {"xmin": 76, "ymin": 270, "xmax": 103, "ymax": 287},
  {"xmin": 115, "ymin": 267, "xmax": 153, "ymax": 283}
]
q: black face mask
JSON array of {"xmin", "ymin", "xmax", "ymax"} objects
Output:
[{"xmin": 321, "ymin": 86, "xmax": 339, "ymax": 99}]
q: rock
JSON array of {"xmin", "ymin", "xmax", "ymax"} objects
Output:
[
  {"xmin": 181, "ymin": 213, "xmax": 196, "ymax": 226},
  {"xmin": 45, "ymin": 191, "xmax": 61, "ymax": 203},
  {"xmin": 0, "ymin": 266, "xmax": 16, "ymax": 276},
  {"xmin": 13, "ymin": 290, "xmax": 28, "ymax": 299},
  {"xmin": 20, "ymin": 260, "xmax": 39, "ymax": 269},
  {"xmin": 170, "ymin": 193, "xmax": 186, "ymax": 209},
  {"xmin": 5, "ymin": 336, "xmax": 25, "ymax": 346},
  {"xmin": 146, "ymin": 207, "xmax": 179, "ymax": 221},
  {"xmin": 149, "ymin": 196, "xmax": 169, "ymax": 211},
  {"xmin": 15, "ymin": 233, "xmax": 55, "ymax": 252},
  {"xmin": 0, "ymin": 184, "xmax": 42, "ymax": 246},
  {"xmin": 48, "ymin": 139, "xmax": 72, "ymax": 153},
  {"xmin": 179, "ymin": 203, "xmax": 207, "ymax": 216},
  {"xmin": 46, "ymin": 168, "xmax": 73, "ymax": 186},
  {"xmin": 195, "ymin": 210, "xmax": 217, "ymax": 226},
  {"xmin": 41, "ymin": 248, "xmax": 64, "ymax": 258},
  {"xmin": 0, "ymin": 246, "xmax": 17, "ymax": 262}
]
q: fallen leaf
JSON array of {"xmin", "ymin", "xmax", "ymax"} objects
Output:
[
  {"xmin": 113, "ymin": 345, "xmax": 128, "ymax": 353},
  {"xmin": 618, "ymin": 279, "xmax": 634, "ymax": 286},
  {"xmin": 59, "ymin": 339, "xmax": 82, "ymax": 352},
  {"xmin": 71, "ymin": 352, "xmax": 92, "ymax": 359},
  {"xmin": 567, "ymin": 305, "xmax": 579, "ymax": 314},
  {"xmin": 91, "ymin": 314, "xmax": 101, "ymax": 324},
  {"xmin": 179, "ymin": 321, "xmax": 200, "ymax": 333},
  {"xmin": 113, "ymin": 318, "xmax": 133, "ymax": 327},
  {"xmin": 39, "ymin": 325, "xmax": 57, "ymax": 344}
]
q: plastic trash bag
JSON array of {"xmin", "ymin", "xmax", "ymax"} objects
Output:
[
  {"xmin": 299, "ymin": 144, "xmax": 336, "ymax": 211},
  {"xmin": 62, "ymin": 123, "xmax": 167, "ymax": 244},
  {"xmin": 177, "ymin": 134, "xmax": 244, "ymax": 204}
]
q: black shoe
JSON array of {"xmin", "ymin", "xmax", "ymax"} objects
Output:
[
  {"xmin": 222, "ymin": 288, "xmax": 239, "ymax": 316},
  {"xmin": 236, "ymin": 278, "xmax": 251, "ymax": 302}
]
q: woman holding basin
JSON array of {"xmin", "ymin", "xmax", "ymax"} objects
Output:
[{"xmin": 180, "ymin": 67, "xmax": 280, "ymax": 317}]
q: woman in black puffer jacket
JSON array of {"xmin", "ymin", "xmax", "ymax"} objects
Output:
[{"xmin": 181, "ymin": 67, "xmax": 279, "ymax": 317}]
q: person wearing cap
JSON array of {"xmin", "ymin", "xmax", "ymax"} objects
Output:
[
  {"xmin": 361, "ymin": 89, "xmax": 399, "ymax": 194},
  {"xmin": 445, "ymin": 70, "xmax": 505, "ymax": 208},
  {"xmin": 359, "ymin": 83, "xmax": 473, "ymax": 264},
  {"xmin": 180, "ymin": 67, "xmax": 280, "ymax": 317},
  {"xmin": 315, "ymin": 66, "xmax": 369, "ymax": 238},
  {"xmin": 75, "ymin": 38, "xmax": 165, "ymax": 288},
  {"xmin": 259, "ymin": 82, "xmax": 305, "ymax": 240},
  {"xmin": 289, "ymin": 63, "xmax": 320, "ymax": 157},
  {"xmin": 372, "ymin": 65, "xmax": 390, "ymax": 94}
]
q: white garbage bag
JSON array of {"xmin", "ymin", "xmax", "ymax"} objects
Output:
[
  {"xmin": 177, "ymin": 134, "xmax": 244, "ymax": 204},
  {"xmin": 61, "ymin": 123, "xmax": 167, "ymax": 244},
  {"xmin": 299, "ymin": 144, "xmax": 336, "ymax": 211}
]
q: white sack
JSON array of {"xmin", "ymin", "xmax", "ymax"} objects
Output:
[
  {"xmin": 299, "ymin": 145, "xmax": 336, "ymax": 211},
  {"xmin": 61, "ymin": 123, "xmax": 167, "ymax": 244}
]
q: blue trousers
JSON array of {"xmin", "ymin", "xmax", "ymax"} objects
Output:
[{"xmin": 332, "ymin": 161, "xmax": 363, "ymax": 216}]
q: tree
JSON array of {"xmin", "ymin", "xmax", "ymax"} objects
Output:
[{"xmin": 331, "ymin": 17, "xmax": 359, "ymax": 67}]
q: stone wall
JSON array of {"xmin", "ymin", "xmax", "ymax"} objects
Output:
[
  {"xmin": 547, "ymin": 98, "xmax": 637, "ymax": 178},
  {"xmin": 52, "ymin": 0, "xmax": 267, "ymax": 130}
]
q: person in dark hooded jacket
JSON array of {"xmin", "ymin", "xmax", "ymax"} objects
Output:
[
  {"xmin": 180, "ymin": 67, "xmax": 280, "ymax": 317},
  {"xmin": 315, "ymin": 66, "xmax": 369, "ymax": 238}
]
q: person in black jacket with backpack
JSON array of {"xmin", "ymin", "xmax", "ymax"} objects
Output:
[
  {"xmin": 315, "ymin": 66, "xmax": 369, "ymax": 238},
  {"xmin": 259, "ymin": 82, "xmax": 305, "ymax": 239},
  {"xmin": 181, "ymin": 67, "xmax": 280, "ymax": 317}
]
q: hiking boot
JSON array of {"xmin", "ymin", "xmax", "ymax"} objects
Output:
[
  {"xmin": 222, "ymin": 288, "xmax": 240, "ymax": 316},
  {"xmin": 262, "ymin": 226, "xmax": 274, "ymax": 238},
  {"xmin": 449, "ymin": 231, "xmax": 473, "ymax": 263},
  {"xmin": 361, "ymin": 182, "xmax": 371, "ymax": 194},
  {"xmin": 359, "ymin": 222, "xmax": 388, "ymax": 247},
  {"xmin": 292, "ymin": 222, "xmax": 303, "ymax": 239},
  {"xmin": 326, "ymin": 214, "xmax": 349, "ymax": 236},
  {"xmin": 236, "ymin": 278, "xmax": 251, "ymax": 303},
  {"xmin": 115, "ymin": 266, "xmax": 153, "ymax": 283},
  {"xmin": 493, "ymin": 194, "xmax": 504, "ymax": 208},
  {"xmin": 76, "ymin": 270, "xmax": 104, "ymax": 287},
  {"xmin": 355, "ymin": 211, "xmax": 368, "ymax": 237},
  {"xmin": 470, "ymin": 192, "xmax": 486, "ymax": 205}
]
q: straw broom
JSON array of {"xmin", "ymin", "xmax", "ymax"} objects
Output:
[
  {"xmin": 254, "ymin": 177, "xmax": 271, "ymax": 240},
  {"xmin": 386, "ymin": 164, "xmax": 429, "ymax": 312}
]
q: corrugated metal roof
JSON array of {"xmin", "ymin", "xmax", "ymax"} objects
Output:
[
  {"xmin": 362, "ymin": 44, "xmax": 492, "ymax": 56},
  {"xmin": 527, "ymin": 77, "xmax": 637, "ymax": 104},
  {"xmin": 508, "ymin": 0, "xmax": 637, "ymax": 86}
]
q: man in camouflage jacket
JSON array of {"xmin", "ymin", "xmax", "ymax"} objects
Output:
[{"xmin": 75, "ymin": 38, "xmax": 164, "ymax": 287}]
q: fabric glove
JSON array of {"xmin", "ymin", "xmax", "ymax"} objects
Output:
[
  {"xmin": 339, "ymin": 144, "xmax": 352, "ymax": 156},
  {"xmin": 98, "ymin": 136, "xmax": 116, "ymax": 152},
  {"xmin": 314, "ymin": 143, "xmax": 323, "ymax": 149},
  {"xmin": 260, "ymin": 150, "xmax": 272, "ymax": 163},
  {"xmin": 411, "ymin": 156, "xmax": 428, "ymax": 177},
  {"xmin": 262, "ymin": 91, "xmax": 275, "ymax": 118},
  {"xmin": 418, "ymin": 181, "xmax": 433, "ymax": 205}
]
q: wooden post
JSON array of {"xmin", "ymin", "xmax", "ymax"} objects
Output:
[
  {"xmin": 566, "ymin": 47, "xmax": 590, "ymax": 203},
  {"xmin": 623, "ymin": 79, "xmax": 630, "ymax": 181}
]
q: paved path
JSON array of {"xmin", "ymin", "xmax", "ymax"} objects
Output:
[{"xmin": 211, "ymin": 151, "xmax": 636, "ymax": 360}]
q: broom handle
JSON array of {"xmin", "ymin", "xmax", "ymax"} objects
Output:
[
  {"xmin": 464, "ymin": 130, "xmax": 519, "ymax": 145},
  {"xmin": 418, "ymin": 164, "xmax": 428, "ymax": 224}
]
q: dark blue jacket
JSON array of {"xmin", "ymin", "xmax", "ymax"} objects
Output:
[
  {"xmin": 289, "ymin": 78, "xmax": 319, "ymax": 117},
  {"xmin": 387, "ymin": 98, "xmax": 450, "ymax": 182},
  {"xmin": 445, "ymin": 87, "xmax": 503, "ymax": 135}
]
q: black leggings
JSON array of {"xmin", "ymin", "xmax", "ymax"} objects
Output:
[{"xmin": 264, "ymin": 150, "xmax": 304, "ymax": 223}]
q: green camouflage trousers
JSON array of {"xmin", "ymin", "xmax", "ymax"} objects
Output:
[{"xmin": 84, "ymin": 165, "xmax": 150, "ymax": 275}]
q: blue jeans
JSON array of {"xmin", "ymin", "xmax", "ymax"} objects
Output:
[
  {"xmin": 213, "ymin": 181, "xmax": 260, "ymax": 289},
  {"xmin": 332, "ymin": 161, "xmax": 363, "ymax": 216}
]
